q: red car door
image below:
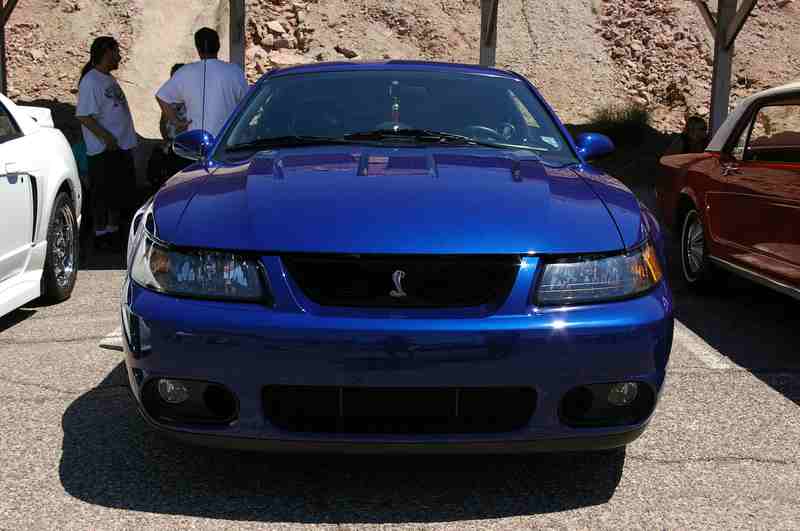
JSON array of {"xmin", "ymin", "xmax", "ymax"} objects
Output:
[{"xmin": 706, "ymin": 99, "xmax": 800, "ymax": 287}]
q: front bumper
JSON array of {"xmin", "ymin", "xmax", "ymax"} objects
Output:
[{"xmin": 121, "ymin": 256, "xmax": 674, "ymax": 453}]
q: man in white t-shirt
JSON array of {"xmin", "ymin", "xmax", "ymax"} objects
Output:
[
  {"xmin": 156, "ymin": 28, "xmax": 249, "ymax": 139},
  {"xmin": 76, "ymin": 36, "xmax": 138, "ymax": 238}
]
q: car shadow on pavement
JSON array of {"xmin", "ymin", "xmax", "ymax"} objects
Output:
[
  {"xmin": 0, "ymin": 308, "xmax": 37, "ymax": 334},
  {"xmin": 663, "ymin": 240, "xmax": 800, "ymax": 406},
  {"xmin": 569, "ymin": 120, "xmax": 800, "ymax": 408},
  {"xmin": 60, "ymin": 363, "xmax": 625, "ymax": 524}
]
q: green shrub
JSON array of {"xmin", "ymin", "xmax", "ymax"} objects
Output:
[{"xmin": 586, "ymin": 104, "xmax": 651, "ymax": 146}]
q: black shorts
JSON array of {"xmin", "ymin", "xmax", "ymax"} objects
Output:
[{"xmin": 87, "ymin": 149, "xmax": 137, "ymax": 212}]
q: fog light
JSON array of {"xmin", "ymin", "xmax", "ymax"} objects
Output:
[
  {"xmin": 607, "ymin": 382, "xmax": 639, "ymax": 406},
  {"xmin": 157, "ymin": 379, "xmax": 190, "ymax": 404}
]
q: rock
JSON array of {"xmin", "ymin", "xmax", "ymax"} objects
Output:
[
  {"xmin": 266, "ymin": 20, "xmax": 287, "ymax": 35},
  {"xmin": 30, "ymin": 49, "xmax": 45, "ymax": 61},
  {"xmin": 268, "ymin": 50, "xmax": 310, "ymax": 67},
  {"xmin": 251, "ymin": 22, "xmax": 272, "ymax": 47},
  {"xmin": 312, "ymin": 49, "xmax": 335, "ymax": 62},
  {"xmin": 245, "ymin": 45, "xmax": 267, "ymax": 65},
  {"xmin": 274, "ymin": 34, "xmax": 297, "ymax": 49},
  {"xmin": 296, "ymin": 34, "xmax": 309, "ymax": 51},
  {"xmin": 261, "ymin": 33, "xmax": 275, "ymax": 49},
  {"xmin": 334, "ymin": 45, "xmax": 359, "ymax": 59}
]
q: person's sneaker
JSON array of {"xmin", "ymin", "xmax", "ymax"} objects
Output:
[{"xmin": 94, "ymin": 228, "xmax": 110, "ymax": 237}]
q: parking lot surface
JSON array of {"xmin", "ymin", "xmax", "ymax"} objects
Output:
[{"xmin": 1, "ymin": 246, "xmax": 799, "ymax": 530}]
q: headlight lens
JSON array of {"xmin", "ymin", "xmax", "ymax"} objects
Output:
[
  {"xmin": 534, "ymin": 241, "xmax": 663, "ymax": 305},
  {"xmin": 131, "ymin": 232, "xmax": 269, "ymax": 303}
]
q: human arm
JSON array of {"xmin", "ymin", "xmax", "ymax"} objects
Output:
[
  {"xmin": 76, "ymin": 76, "xmax": 119, "ymax": 150},
  {"xmin": 159, "ymin": 110, "xmax": 170, "ymax": 140},
  {"xmin": 156, "ymin": 73, "xmax": 191, "ymax": 134},
  {"xmin": 156, "ymin": 97, "xmax": 191, "ymax": 134},
  {"xmin": 76, "ymin": 115, "xmax": 119, "ymax": 150}
]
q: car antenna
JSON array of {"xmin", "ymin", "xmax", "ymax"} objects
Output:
[{"xmin": 201, "ymin": 57, "xmax": 207, "ymax": 159}]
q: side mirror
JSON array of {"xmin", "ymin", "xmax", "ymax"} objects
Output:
[
  {"xmin": 173, "ymin": 130, "xmax": 215, "ymax": 161},
  {"xmin": 574, "ymin": 132, "xmax": 615, "ymax": 161}
]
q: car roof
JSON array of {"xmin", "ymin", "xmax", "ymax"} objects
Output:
[
  {"xmin": 708, "ymin": 79, "xmax": 800, "ymax": 151},
  {"xmin": 261, "ymin": 60, "xmax": 522, "ymax": 81}
]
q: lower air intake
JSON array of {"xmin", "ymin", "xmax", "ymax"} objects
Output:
[{"xmin": 263, "ymin": 386, "xmax": 536, "ymax": 434}]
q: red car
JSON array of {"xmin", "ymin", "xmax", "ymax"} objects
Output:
[{"xmin": 659, "ymin": 81, "xmax": 800, "ymax": 299}]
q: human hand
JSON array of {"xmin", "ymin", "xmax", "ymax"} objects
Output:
[
  {"xmin": 175, "ymin": 118, "xmax": 192, "ymax": 133},
  {"xmin": 102, "ymin": 132, "xmax": 120, "ymax": 151}
]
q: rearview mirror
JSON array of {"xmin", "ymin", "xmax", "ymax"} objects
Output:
[
  {"xmin": 173, "ymin": 130, "xmax": 215, "ymax": 161},
  {"xmin": 574, "ymin": 133, "xmax": 615, "ymax": 161}
]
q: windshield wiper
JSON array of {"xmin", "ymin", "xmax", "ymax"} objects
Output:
[
  {"xmin": 344, "ymin": 128, "xmax": 545, "ymax": 155},
  {"xmin": 345, "ymin": 128, "xmax": 476, "ymax": 143},
  {"xmin": 225, "ymin": 135, "xmax": 353, "ymax": 151}
]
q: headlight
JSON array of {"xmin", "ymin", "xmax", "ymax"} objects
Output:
[
  {"xmin": 130, "ymin": 232, "xmax": 270, "ymax": 303},
  {"xmin": 534, "ymin": 241, "xmax": 663, "ymax": 305}
]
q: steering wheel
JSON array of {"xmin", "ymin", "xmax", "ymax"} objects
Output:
[
  {"xmin": 464, "ymin": 125, "xmax": 504, "ymax": 141},
  {"xmin": 498, "ymin": 121, "xmax": 518, "ymax": 141}
]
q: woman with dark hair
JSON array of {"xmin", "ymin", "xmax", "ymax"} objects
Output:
[{"xmin": 75, "ymin": 36, "xmax": 137, "ymax": 239}]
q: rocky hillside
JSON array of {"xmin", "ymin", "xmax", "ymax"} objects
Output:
[
  {"xmin": 5, "ymin": 0, "xmax": 138, "ymax": 139},
  {"xmin": 599, "ymin": 0, "xmax": 799, "ymax": 130},
  {"xmin": 242, "ymin": 0, "xmax": 482, "ymax": 76},
  {"xmin": 4, "ymin": 0, "xmax": 799, "ymax": 137},
  {"xmin": 244, "ymin": 0, "xmax": 800, "ymax": 130}
]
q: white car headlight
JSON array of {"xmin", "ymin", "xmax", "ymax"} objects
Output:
[
  {"xmin": 130, "ymin": 231, "xmax": 270, "ymax": 303},
  {"xmin": 534, "ymin": 241, "xmax": 663, "ymax": 305}
]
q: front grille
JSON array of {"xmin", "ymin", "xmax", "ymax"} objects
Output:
[
  {"xmin": 263, "ymin": 386, "xmax": 536, "ymax": 434},
  {"xmin": 282, "ymin": 254, "xmax": 520, "ymax": 308}
]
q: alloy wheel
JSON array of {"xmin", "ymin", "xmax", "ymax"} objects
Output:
[
  {"xmin": 52, "ymin": 204, "xmax": 76, "ymax": 289},
  {"xmin": 682, "ymin": 212, "xmax": 705, "ymax": 282}
]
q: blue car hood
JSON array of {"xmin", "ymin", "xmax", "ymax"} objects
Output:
[{"xmin": 154, "ymin": 147, "xmax": 635, "ymax": 254}]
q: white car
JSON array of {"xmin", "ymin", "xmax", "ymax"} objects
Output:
[{"xmin": 0, "ymin": 93, "xmax": 82, "ymax": 318}]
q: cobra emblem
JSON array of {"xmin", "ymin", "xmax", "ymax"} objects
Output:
[{"xmin": 389, "ymin": 270, "xmax": 407, "ymax": 298}]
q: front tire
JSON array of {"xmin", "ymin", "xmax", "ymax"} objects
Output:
[
  {"xmin": 680, "ymin": 208, "xmax": 717, "ymax": 292},
  {"xmin": 41, "ymin": 192, "xmax": 79, "ymax": 303}
]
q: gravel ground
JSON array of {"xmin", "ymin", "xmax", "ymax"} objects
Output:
[{"xmin": 1, "ymin": 250, "xmax": 799, "ymax": 529}]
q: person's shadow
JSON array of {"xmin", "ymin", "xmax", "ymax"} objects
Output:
[{"xmin": 59, "ymin": 363, "xmax": 626, "ymax": 524}]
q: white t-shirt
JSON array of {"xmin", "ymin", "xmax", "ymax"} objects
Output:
[
  {"xmin": 156, "ymin": 59, "xmax": 249, "ymax": 138},
  {"xmin": 76, "ymin": 69, "xmax": 138, "ymax": 156}
]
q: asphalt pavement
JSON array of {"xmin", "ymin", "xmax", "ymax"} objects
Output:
[{"xmin": 1, "ymin": 242, "xmax": 799, "ymax": 530}]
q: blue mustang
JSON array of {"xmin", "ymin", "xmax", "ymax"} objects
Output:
[{"xmin": 122, "ymin": 61, "xmax": 673, "ymax": 453}]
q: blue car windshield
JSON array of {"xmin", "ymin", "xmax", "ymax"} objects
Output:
[{"xmin": 218, "ymin": 70, "xmax": 577, "ymax": 163}]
